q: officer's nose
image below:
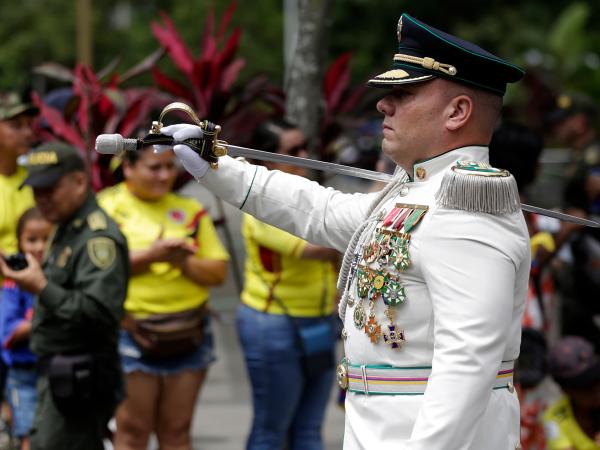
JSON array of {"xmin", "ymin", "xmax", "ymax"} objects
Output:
[{"xmin": 376, "ymin": 96, "xmax": 394, "ymax": 116}]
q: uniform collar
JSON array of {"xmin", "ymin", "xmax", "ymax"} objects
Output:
[{"xmin": 411, "ymin": 145, "xmax": 489, "ymax": 182}]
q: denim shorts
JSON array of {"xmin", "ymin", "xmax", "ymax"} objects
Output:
[
  {"xmin": 119, "ymin": 315, "xmax": 216, "ymax": 376},
  {"xmin": 6, "ymin": 367, "xmax": 37, "ymax": 437}
]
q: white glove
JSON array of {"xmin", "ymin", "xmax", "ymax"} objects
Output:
[{"xmin": 154, "ymin": 124, "xmax": 210, "ymax": 179}]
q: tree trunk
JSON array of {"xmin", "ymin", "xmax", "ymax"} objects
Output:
[{"xmin": 285, "ymin": 0, "xmax": 332, "ymax": 155}]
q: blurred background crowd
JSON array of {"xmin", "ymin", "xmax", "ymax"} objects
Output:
[{"xmin": 0, "ymin": 1, "xmax": 599, "ymax": 449}]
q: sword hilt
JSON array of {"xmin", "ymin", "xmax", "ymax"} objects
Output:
[{"xmin": 149, "ymin": 102, "xmax": 228, "ymax": 169}]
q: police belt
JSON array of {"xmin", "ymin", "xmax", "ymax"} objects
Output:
[{"xmin": 336, "ymin": 359, "xmax": 515, "ymax": 395}]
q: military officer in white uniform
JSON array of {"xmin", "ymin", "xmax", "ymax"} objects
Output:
[{"xmin": 153, "ymin": 13, "xmax": 529, "ymax": 450}]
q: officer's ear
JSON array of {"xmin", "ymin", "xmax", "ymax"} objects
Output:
[{"xmin": 445, "ymin": 94, "xmax": 473, "ymax": 132}]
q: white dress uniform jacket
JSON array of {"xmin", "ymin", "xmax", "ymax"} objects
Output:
[{"xmin": 199, "ymin": 145, "xmax": 530, "ymax": 450}]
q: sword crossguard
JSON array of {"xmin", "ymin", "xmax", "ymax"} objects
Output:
[{"xmin": 149, "ymin": 102, "xmax": 228, "ymax": 169}]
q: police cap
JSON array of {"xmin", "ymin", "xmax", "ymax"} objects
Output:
[{"xmin": 20, "ymin": 142, "xmax": 85, "ymax": 189}]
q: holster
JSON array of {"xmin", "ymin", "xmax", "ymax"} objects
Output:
[{"xmin": 45, "ymin": 354, "xmax": 95, "ymax": 416}]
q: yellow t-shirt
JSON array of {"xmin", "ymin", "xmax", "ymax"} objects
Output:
[
  {"xmin": 543, "ymin": 396, "xmax": 600, "ymax": 450},
  {"xmin": 98, "ymin": 183, "xmax": 229, "ymax": 316},
  {"xmin": 0, "ymin": 167, "xmax": 34, "ymax": 254},
  {"xmin": 241, "ymin": 214, "xmax": 337, "ymax": 317}
]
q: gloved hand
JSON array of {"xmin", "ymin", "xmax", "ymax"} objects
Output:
[{"xmin": 154, "ymin": 124, "xmax": 210, "ymax": 179}]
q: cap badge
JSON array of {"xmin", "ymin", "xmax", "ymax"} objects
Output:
[
  {"xmin": 397, "ymin": 16, "xmax": 403, "ymax": 41},
  {"xmin": 27, "ymin": 151, "xmax": 58, "ymax": 166}
]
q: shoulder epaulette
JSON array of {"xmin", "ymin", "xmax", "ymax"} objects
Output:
[
  {"xmin": 87, "ymin": 210, "xmax": 108, "ymax": 231},
  {"xmin": 435, "ymin": 161, "xmax": 520, "ymax": 215}
]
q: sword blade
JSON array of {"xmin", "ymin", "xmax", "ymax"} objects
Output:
[
  {"xmin": 223, "ymin": 144, "xmax": 600, "ymax": 228},
  {"xmin": 225, "ymin": 144, "xmax": 393, "ymax": 183},
  {"xmin": 521, "ymin": 204, "xmax": 600, "ymax": 228}
]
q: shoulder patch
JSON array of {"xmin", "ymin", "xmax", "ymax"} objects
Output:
[
  {"xmin": 87, "ymin": 237, "xmax": 116, "ymax": 269},
  {"xmin": 87, "ymin": 210, "xmax": 107, "ymax": 231},
  {"xmin": 435, "ymin": 161, "xmax": 520, "ymax": 214}
]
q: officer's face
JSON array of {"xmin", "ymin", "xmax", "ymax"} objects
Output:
[
  {"xmin": 33, "ymin": 172, "xmax": 88, "ymax": 224},
  {"xmin": 0, "ymin": 114, "xmax": 35, "ymax": 159},
  {"xmin": 376, "ymin": 79, "xmax": 448, "ymax": 170},
  {"xmin": 123, "ymin": 148, "xmax": 177, "ymax": 201}
]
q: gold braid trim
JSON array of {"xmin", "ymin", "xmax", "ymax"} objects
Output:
[{"xmin": 393, "ymin": 54, "xmax": 457, "ymax": 76}]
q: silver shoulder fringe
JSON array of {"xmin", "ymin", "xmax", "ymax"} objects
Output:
[{"xmin": 435, "ymin": 169, "xmax": 521, "ymax": 215}]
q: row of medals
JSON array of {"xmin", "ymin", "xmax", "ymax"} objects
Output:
[{"xmin": 346, "ymin": 204, "xmax": 428, "ymax": 350}]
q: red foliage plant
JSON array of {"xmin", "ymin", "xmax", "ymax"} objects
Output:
[
  {"xmin": 151, "ymin": 1, "xmax": 284, "ymax": 145},
  {"xmin": 32, "ymin": 51, "xmax": 167, "ymax": 190},
  {"xmin": 320, "ymin": 52, "xmax": 367, "ymax": 161}
]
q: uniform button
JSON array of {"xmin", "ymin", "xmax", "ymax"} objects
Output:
[
  {"xmin": 416, "ymin": 167, "xmax": 426, "ymax": 180},
  {"xmin": 515, "ymin": 443, "xmax": 522, "ymax": 450},
  {"xmin": 507, "ymin": 381, "xmax": 515, "ymax": 393},
  {"xmin": 341, "ymin": 328, "xmax": 348, "ymax": 340},
  {"xmin": 399, "ymin": 185, "xmax": 409, "ymax": 196}
]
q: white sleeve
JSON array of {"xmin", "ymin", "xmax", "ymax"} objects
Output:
[
  {"xmin": 407, "ymin": 208, "xmax": 528, "ymax": 449},
  {"xmin": 200, "ymin": 155, "xmax": 378, "ymax": 252}
]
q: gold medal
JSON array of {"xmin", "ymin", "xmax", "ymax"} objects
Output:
[
  {"xmin": 356, "ymin": 269, "xmax": 370, "ymax": 298},
  {"xmin": 382, "ymin": 279, "xmax": 406, "ymax": 306},
  {"xmin": 353, "ymin": 302, "xmax": 367, "ymax": 329},
  {"xmin": 383, "ymin": 324, "xmax": 405, "ymax": 349},
  {"xmin": 364, "ymin": 315, "xmax": 382, "ymax": 343},
  {"xmin": 373, "ymin": 274, "xmax": 385, "ymax": 290},
  {"xmin": 363, "ymin": 240, "xmax": 379, "ymax": 264}
]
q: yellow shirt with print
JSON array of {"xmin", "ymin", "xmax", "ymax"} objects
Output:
[
  {"xmin": 241, "ymin": 214, "xmax": 337, "ymax": 317},
  {"xmin": 0, "ymin": 167, "xmax": 34, "ymax": 254},
  {"xmin": 543, "ymin": 396, "xmax": 600, "ymax": 450},
  {"xmin": 99, "ymin": 183, "xmax": 229, "ymax": 316}
]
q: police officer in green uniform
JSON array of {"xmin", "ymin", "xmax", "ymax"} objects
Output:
[{"xmin": 0, "ymin": 142, "xmax": 129, "ymax": 450}]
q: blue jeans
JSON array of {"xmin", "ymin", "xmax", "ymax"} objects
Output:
[
  {"xmin": 236, "ymin": 305, "xmax": 335, "ymax": 450},
  {"xmin": 6, "ymin": 367, "xmax": 37, "ymax": 438}
]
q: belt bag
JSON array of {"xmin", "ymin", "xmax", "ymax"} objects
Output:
[
  {"xmin": 127, "ymin": 306, "xmax": 206, "ymax": 359},
  {"xmin": 297, "ymin": 319, "xmax": 336, "ymax": 377},
  {"xmin": 47, "ymin": 353, "xmax": 95, "ymax": 416}
]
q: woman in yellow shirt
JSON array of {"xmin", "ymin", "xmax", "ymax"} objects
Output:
[
  {"xmin": 237, "ymin": 119, "xmax": 340, "ymax": 450},
  {"xmin": 99, "ymin": 145, "xmax": 229, "ymax": 450}
]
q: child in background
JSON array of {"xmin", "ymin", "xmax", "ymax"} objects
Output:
[{"xmin": 0, "ymin": 208, "xmax": 52, "ymax": 450}]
